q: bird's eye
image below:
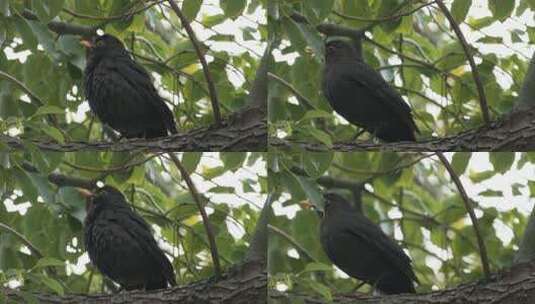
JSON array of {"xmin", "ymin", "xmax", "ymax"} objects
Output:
[
  {"xmin": 96, "ymin": 40, "xmax": 104, "ymax": 47},
  {"xmin": 326, "ymin": 45, "xmax": 336, "ymax": 53}
]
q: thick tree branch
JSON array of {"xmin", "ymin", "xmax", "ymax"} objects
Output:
[
  {"xmin": 515, "ymin": 205, "xmax": 535, "ymax": 264},
  {"xmin": 245, "ymin": 194, "xmax": 271, "ymax": 264},
  {"xmin": 270, "ymin": 261, "xmax": 535, "ymax": 304},
  {"xmin": 167, "ymin": 0, "xmax": 222, "ymax": 127},
  {"xmin": 247, "ymin": 41, "xmax": 271, "ymax": 109},
  {"xmin": 21, "ymin": 162, "xmax": 97, "ymax": 189},
  {"xmin": 2, "ymin": 108, "xmax": 266, "ymax": 152},
  {"xmin": 3, "ymin": 266, "xmax": 266, "ymax": 304},
  {"xmin": 21, "ymin": 10, "xmax": 97, "ymax": 36},
  {"xmin": 167, "ymin": 153, "xmax": 222, "ymax": 279},
  {"xmin": 270, "ymin": 105, "xmax": 535, "ymax": 151},
  {"xmin": 518, "ymin": 51, "xmax": 535, "ymax": 108},
  {"xmin": 436, "ymin": 153, "xmax": 491, "ymax": 279},
  {"xmin": 435, "ymin": 0, "xmax": 490, "ymax": 124}
]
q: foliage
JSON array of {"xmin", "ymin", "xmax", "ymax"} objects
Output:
[
  {"xmin": 268, "ymin": 0, "xmax": 535, "ymax": 144},
  {"xmin": 0, "ymin": 0, "xmax": 266, "ymax": 143},
  {"xmin": 268, "ymin": 152, "xmax": 532, "ymax": 300},
  {"xmin": 0, "ymin": 148, "xmax": 266, "ymax": 296}
]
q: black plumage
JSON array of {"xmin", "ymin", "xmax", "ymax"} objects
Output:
[
  {"xmin": 81, "ymin": 186, "xmax": 176, "ymax": 290},
  {"xmin": 320, "ymin": 193, "xmax": 418, "ymax": 294},
  {"xmin": 82, "ymin": 34, "xmax": 177, "ymax": 138},
  {"xmin": 322, "ymin": 39, "xmax": 419, "ymax": 142}
]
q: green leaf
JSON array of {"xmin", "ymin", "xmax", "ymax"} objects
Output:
[
  {"xmin": 32, "ymin": 257, "xmax": 65, "ymax": 270},
  {"xmin": 300, "ymin": 262, "xmax": 333, "ymax": 274},
  {"xmin": 298, "ymin": 110, "xmax": 332, "ymax": 123},
  {"xmin": 293, "ymin": 174, "xmax": 323, "ymax": 210},
  {"xmin": 220, "ymin": 0, "xmax": 246, "ymax": 18},
  {"xmin": 182, "ymin": 152, "xmax": 202, "ymax": 174},
  {"xmin": 301, "ymin": 152, "xmax": 333, "ymax": 178},
  {"xmin": 303, "ymin": 0, "xmax": 334, "ymax": 24},
  {"xmin": 488, "ymin": 0, "xmax": 515, "ymax": 21},
  {"xmin": 451, "ymin": 152, "xmax": 471, "ymax": 175},
  {"xmin": 182, "ymin": 0, "xmax": 203, "ymax": 21},
  {"xmin": 451, "ymin": 0, "xmax": 471, "ymax": 23},
  {"xmin": 489, "ymin": 152, "xmax": 515, "ymax": 174},
  {"xmin": 221, "ymin": 152, "xmax": 246, "ymax": 171},
  {"xmin": 31, "ymin": 105, "xmax": 65, "ymax": 117},
  {"xmin": 39, "ymin": 276, "xmax": 64, "ymax": 295},
  {"xmin": 41, "ymin": 126, "xmax": 64, "ymax": 143},
  {"xmin": 13, "ymin": 17, "xmax": 38, "ymax": 50},
  {"xmin": 32, "ymin": 0, "xmax": 65, "ymax": 23},
  {"xmin": 478, "ymin": 189, "xmax": 503, "ymax": 197}
]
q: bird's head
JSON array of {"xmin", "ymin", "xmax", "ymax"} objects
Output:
[
  {"xmin": 323, "ymin": 192, "xmax": 354, "ymax": 217},
  {"xmin": 78, "ymin": 185, "xmax": 127, "ymax": 214},
  {"xmin": 324, "ymin": 39, "xmax": 359, "ymax": 64},
  {"xmin": 81, "ymin": 34, "xmax": 127, "ymax": 60}
]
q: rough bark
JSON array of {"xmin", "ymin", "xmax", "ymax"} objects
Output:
[
  {"xmin": 270, "ymin": 105, "xmax": 535, "ymax": 151},
  {"xmin": 3, "ymin": 262, "xmax": 266, "ymax": 304},
  {"xmin": 270, "ymin": 261, "xmax": 535, "ymax": 304},
  {"xmin": 1, "ymin": 106, "xmax": 266, "ymax": 152}
]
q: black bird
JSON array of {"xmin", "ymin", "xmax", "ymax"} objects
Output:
[
  {"xmin": 322, "ymin": 39, "xmax": 419, "ymax": 142},
  {"xmin": 82, "ymin": 34, "xmax": 177, "ymax": 138},
  {"xmin": 80, "ymin": 186, "xmax": 176, "ymax": 290},
  {"xmin": 319, "ymin": 193, "xmax": 418, "ymax": 294}
]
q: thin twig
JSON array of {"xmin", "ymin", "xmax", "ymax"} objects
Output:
[
  {"xmin": 62, "ymin": 0, "xmax": 164, "ymax": 21},
  {"xmin": 167, "ymin": 153, "xmax": 222, "ymax": 278},
  {"xmin": 0, "ymin": 222, "xmax": 43, "ymax": 258},
  {"xmin": 333, "ymin": 1, "xmax": 436, "ymax": 23},
  {"xmin": 166, "ymin": 0, "xmax": 222, "ymax": 126},
  {"xmin": 268, "ymin": 224, "xmax": 317, "ymax": 262},
  {"xmin": 435, "ymin": 0, "xmax": 490, "ymax": 124},
  {"xmin": 436, "ymin": 152, "xmax": 491, "ymax": 279},
  {"xmin": 268, "ymin": 72, "xmax": 315, "ymax": 110}
]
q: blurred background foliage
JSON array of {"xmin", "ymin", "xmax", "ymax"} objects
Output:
[
  {"xmin": 268, "ymin": 0, "xmax": 535, "ymax": 145},
  {"xmin": 0, "ymin": 0, "xmax": 266, "ymax": 143},
  {"xmin": 268, "ymin": 152, "xmax": 533, "ymax": 301},
  {"xmin": 0, "ymin": 151, "xmax": 267, "ymax": 297}
]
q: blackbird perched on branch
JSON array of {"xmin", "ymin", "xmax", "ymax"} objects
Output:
[
  {"xmin": 80, "ymin": 186, "xmax": 176, "ymax": 290},
  {"xmin": 322, "ymin": 39, "xmax": 419, "ymax": 142},
  {"xmin": 82, "ymin": 34, "xmax": 177, "ymax": 139},
  {"xmin": 319, "ymin": 193, "xmax": 418, "ymax": 294}
]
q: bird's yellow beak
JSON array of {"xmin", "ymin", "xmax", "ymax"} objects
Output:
[
  {"xmin": 77, "ymin": 188, "xmax": 94, "ymax": 198},
  {"xmin": 80, "ymin": 38, "xmax": 93, "ymax": 49},
  {"xmin": 299, "ymin": 200, "xmax": 313, "ymax": 210}
]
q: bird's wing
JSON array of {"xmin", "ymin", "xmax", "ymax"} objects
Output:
[
  {"xmin": 115, "ymin": 56, "xmax": 177, "ymax": 134},
  {"xmin": 113, "ymin": 207, "xmax": 176, "ymax": 286},
  {"xmin": 344, "ymin": 214, "xmax": 418, "ymax": 283},
  {"xmin": 345, "ymin": 62, "xmax": 419, "ymax": 133}
]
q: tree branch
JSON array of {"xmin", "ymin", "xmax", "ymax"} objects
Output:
[
  {"xmin": 435, "ymin": 0, "xmax": 490, "ymax": 124},
  {"xmin": 270, "ymin": 261, "xmax": 535, "ymax": 304},
  {"xmin": 515, "ymin": 205, "xmax": 535, "ymax": 264},
  {"xmin": 1, "ymin": 109, "xmax": 266, "ymax": 152},
  {"xmin": 518, "ymin": 51, "xmax": 535, "ymax": 108},
  {"xmin": 3, "ymin": 267, "xmax": 266, "ymax": 304},
  {"xmin": 20, "ymin": 10, "xmax": 97, "ymax": 36},
  {"xmin": 270, "ymin": 105, "xmax": 535, "ymax": 151},
  {"xmin": 436, "ymin": 153, "xmax": 491, "ymax": 279},
  {"xmin": 167, "ymin": 153, "xmax": 222, "ymax": 279},
  {"xmin": 245, "ymin": 194, "xmax": 271, "ymax": 264},
  {"xmin": 166, "ymin": 0, "xmax": 222, "ymax": 127}
]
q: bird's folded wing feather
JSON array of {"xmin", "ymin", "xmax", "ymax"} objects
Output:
[
  {"xmin": 345, "ymin": 216, "xmax": 418, "ymax": 282},
  {"xmin": 346, "ymin": 62, "xmax": 419, "ymax": 132},
  {"xmin": 114, "ymin": 207, "xmax": 176, "ymax": 285},
  {"xmin": 116, "ymin": 57, "xmax": 177, "ymax": 132}
]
